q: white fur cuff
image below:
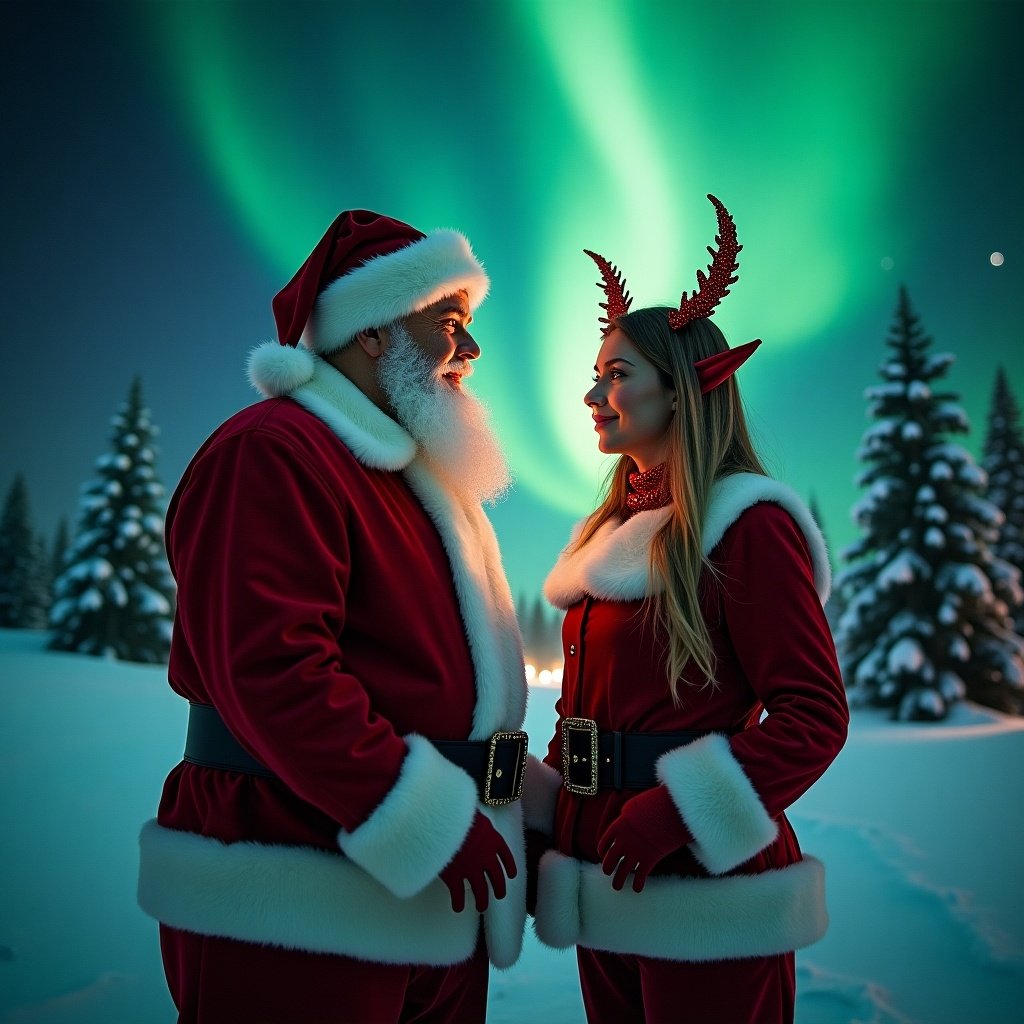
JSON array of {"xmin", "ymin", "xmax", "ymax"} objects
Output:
[
  {"xmin": 534, "ymin": 851, "xmax": 828, "ymax": 961},
  {"xmin": 522, "ymin": 755, "xmax": 562, "ymax": 835},
  {"xmin": 533, "ymin": 850, "xmax": 581, "ymax": 948},
  {"xmin": 337, "ymin": 734, "xmax": 478, "ymax": 899},
  {"xmin": 657, "ymin": 734, "xmax": 778, "ymax": 875}
]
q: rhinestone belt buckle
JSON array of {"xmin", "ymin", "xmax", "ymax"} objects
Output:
[
  {"xmin": 561, "ymin": 717, "xmax": 599, "ymax": 796},
  {"xmin": 484, "ymin": 730, "xmax": 528, "ymax": 806}
]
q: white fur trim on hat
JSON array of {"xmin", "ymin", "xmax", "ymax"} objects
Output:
[
  {"xmin": 138, "ymin": 819, "xmax": 480, "ymax": 966},
  {"xmin": 656, "ymin": 733, "xmax": 778, "ymax": 875},
  {"xmin": 337, "ymin": 734, "xmax": 478, "ymax": 899},
  {"xmin": 522, "ymin": 754, "xmax": 563, "ymax": 835},
  {"xmin": 534, "ymin": 850, "xmax": 828, "ymax": 961},
  {"xmin": 303, "ymin": 229, "xmax": 489, "ymax": 353},
  {"xmin": 543, "ymin": 472, "xmax": 831, "ymax": 609}
]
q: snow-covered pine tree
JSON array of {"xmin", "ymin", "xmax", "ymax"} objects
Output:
[
  {"xmin": 809, "ymin": 493, "xmax": 841, "ymax": 629},
  {"xmin": 50, "ymin": 516, "xmax": 69, "ymax": 596},
  {"xmin": 0, "ymin": 474, "xmax": 50, "ymax": 628},
  {"xmin": 834, "ymin": 287, "xmax": 1024, "ymax": 720},
  {"xmin": 49, "ymin": 377, "xmax": 175, "ymax": 663},
  {"xmin": 982, "ymin": 367, "xmax": 1024, "ymax": 635}
]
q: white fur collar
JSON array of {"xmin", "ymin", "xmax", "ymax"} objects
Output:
[
  {"xmin": 247, "ymin": 342, "xmax": 416, "ymax": 470},
  {"xmin": 543, "ymin": 473, "xmax": 831, "ymax": 609}
]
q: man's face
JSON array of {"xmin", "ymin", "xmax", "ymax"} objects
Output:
[{"xmin": 393, "ymin": 291, "xmax": 479, "ymax": 390}]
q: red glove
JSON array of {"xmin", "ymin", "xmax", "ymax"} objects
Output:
[
  {"xmin": 439, "ymin": 811, "xmax": 517, "ymax": 913},
  {"xmin": 596, "ymin": 785, "xmax": 693, "ymax": 893}
]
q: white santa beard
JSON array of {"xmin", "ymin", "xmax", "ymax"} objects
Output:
[{"xmin": 377, "ymin": 324, "xmax": 512, "ymax": 504}]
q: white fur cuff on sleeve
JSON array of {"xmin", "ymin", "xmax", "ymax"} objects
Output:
[
  {"xmin": 533, "ymin": 849, "xmax": 581, "ymax": 949},
  {"xmin": 337, "ymin": 734, "xmax": 478, "ymax": 899},
  {"xmin": 656, "ymin": 733, "xmax": 778, "ymax": 876},
  {"xmin": 522, "ymin": 755, "xmax": 562, "ymax": 835}
]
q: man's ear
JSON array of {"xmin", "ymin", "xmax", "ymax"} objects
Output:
[{"xmin": 353, "ymin": 326, "xmax": 386, "ymax": 358}]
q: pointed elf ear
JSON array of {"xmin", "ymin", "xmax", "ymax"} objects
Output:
[{"xmin": 693, "ymin": 339, "xmax": 761, "ymax": 394}]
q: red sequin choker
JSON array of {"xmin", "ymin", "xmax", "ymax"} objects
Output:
[{"xmin": 624, "ymin": 463, "xmax": 670, "ymax": 518}]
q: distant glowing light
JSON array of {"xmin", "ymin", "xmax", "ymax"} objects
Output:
[
  {"xmin": 524, "ymin": 662, "xmax": 563, "ymax": 688},
  {"xmin": 990, "ymin": 252, "xmax": 1005, "ymax": 267},
  {"xmin": 881, "ymin": 257, "xmax": 894, "ymax": 271}
]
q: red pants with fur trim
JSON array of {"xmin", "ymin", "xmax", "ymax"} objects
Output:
[
  {"xmin": 577, "ymin": 947, "xmax": 795, "ymax": 1024},
  {"xmin": 161, "ymin": 925, "xmax": 489, "ymax": 1024}
]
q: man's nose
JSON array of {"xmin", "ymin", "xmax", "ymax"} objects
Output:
[{"xmin": 457, "ymin": 332, "xmax": 481, "ymax": 360}]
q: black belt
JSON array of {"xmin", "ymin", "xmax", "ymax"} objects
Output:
[
  {"xmin": 183, "ymin": 702, "xmax": 528, "ymax": 807},
  {"xmin": 560, "ymin": 717, "xmax": 715, "ymax": 795}
]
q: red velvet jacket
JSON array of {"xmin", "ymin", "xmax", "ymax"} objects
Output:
[
  {"xmin": 532, "ymin": 474, "xmax": 849, "ymax": 963},
  {"xmin": 137, "ymin": 355, "xmax": 527, "ymax": 968}
]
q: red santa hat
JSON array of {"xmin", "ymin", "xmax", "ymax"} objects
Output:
[
  {"xmin": 248, "ymin": 209, "xmax": 490, "ymax": 397},
  {"xmin": 275, "ymin": 209, "xmax": 489, "ymax": 353}
]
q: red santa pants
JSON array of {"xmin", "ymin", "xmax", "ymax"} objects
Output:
[
  {"xmin": 576, "ymin": 947, "xmax": 795, "ymax": 1024},
  {"xmin": 161, "ymin": 925, "xmax": 489, "ymax": 1024}
]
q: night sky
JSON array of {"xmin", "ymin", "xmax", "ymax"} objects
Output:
[{"xmin": 3, "ymin": 0, "xmax": 1021, "ymax": 601}]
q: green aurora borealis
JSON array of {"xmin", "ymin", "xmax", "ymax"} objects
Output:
[{"xmin": 4, "ymin": 0, "xmax": 1021, "ymax": 598}]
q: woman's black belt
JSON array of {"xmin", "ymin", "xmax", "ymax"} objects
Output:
[
  {"xmin": 560, "ymin": 716, "xmax": 720, "ymax": 795},
  {"xmin": 182, "ymin": 702, "xmax": 528, "ymax": 807}
]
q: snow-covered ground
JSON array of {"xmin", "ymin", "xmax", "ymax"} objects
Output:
[{"xmin": 2, "ymin": 628, "xmax": 1023, "ymax": 1023}]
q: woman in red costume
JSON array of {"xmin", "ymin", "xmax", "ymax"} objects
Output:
[{"xmin": 530, "ymin": 196, "xmax": 849, "ymax": 1023}]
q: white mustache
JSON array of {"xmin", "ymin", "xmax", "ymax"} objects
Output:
[{"xmin": 441, "ymin": 359, "xmax": 473, "ymax": 380}]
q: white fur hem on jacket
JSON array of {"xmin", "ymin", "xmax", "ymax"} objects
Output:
[
  {"xmin": 139, "ymin": 800, "xmax": 526, "ymax": 968},
  {"xmin": 533, "ymin": 850, "xmax": 828, "ymax": 961},
  {"xmin": 543, "ymin": 472, "xmax": 831, "ymax": 610},
  {"xmin": 657, "ymin": 733, "xmax": 779, "ymax": 875},
  {"xmin": 336, "ymin": 734, "xmax": 477, "ymax": 898}
]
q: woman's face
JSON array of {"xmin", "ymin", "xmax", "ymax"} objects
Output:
[{"xmin": 584, "ymin": 328, "xmax": 676, "ymax": 471}]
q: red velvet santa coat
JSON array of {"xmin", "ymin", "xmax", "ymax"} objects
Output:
[
  {"xmin": 531, "ymin": 475, "xmax": 849, "ymax": 961},
  {"xmin": 137, "ymin": 353, "xmax": 529, "ymax": 968}
]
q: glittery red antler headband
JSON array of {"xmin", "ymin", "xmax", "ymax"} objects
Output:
[
  {"xmin": 668, "ymin": 194, "xmax": 739, "ymax": 329},
  {"xmin": 584, "ymin": 194, "xmax": 760, "ymax": 395}
]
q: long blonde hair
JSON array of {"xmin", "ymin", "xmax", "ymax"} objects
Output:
[{"xmin": 573, "ymin": 308, "xmax": 766, "ymax": 702}]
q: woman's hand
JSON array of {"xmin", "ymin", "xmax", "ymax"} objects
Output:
[{"xmin": 596, "ymin": 785, "xmax": 693, "ymax": 893}]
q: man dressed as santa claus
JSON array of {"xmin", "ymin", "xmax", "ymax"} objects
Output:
[{"xmin": 137, "ymin": 210, "xmax": 537, "ymax": 1022}]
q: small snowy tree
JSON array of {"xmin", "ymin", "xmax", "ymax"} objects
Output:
[
  {"xmin": 0, "ymin": 474, "xmax": 50, "ymax": 628},
  {"xmin": 982, "ymin": 367, "xmax": 1024, "ymax": 635},
  {"xmin": 834, "ymin": 287, "xmax": 1024, "ymax": 720},
  {"xmin": 50, "ymin": 377, "xmax": 175, "ymax": 663}
]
